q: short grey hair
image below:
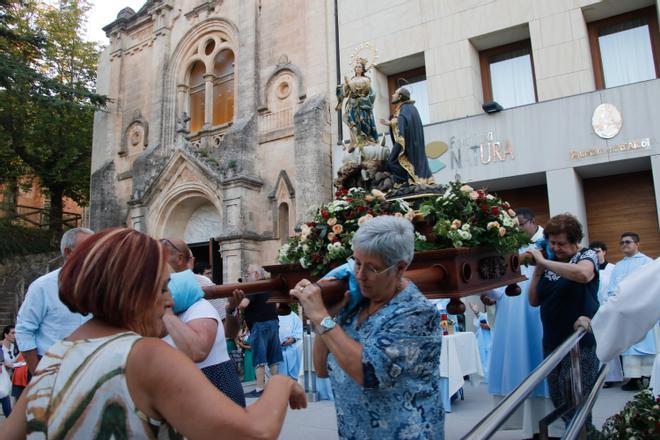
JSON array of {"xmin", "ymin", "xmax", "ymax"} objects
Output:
[
  {"xmin": 60, "ymin": 227, "xmax": 94, "ymax": 256},
  {"xmin": 351, "ymin": 216, "xmax": 415, "ymax": 268}
]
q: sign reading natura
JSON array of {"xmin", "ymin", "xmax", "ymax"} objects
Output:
[{"xmin": 438, "ymin": 131, "xmax": 514, "ymax": 170}]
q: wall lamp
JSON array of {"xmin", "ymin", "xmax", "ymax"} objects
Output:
[{"xmin": 482, "ymin": 101, "xmax": 504, "ymax": 114}]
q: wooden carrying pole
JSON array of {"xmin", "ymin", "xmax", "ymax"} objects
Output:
[{"xmin": 201, "ymin": 265, "xmax": 450, "ymax": 310}]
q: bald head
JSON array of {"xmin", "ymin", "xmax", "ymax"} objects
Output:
[{"xmin": 161, "ymin": 238, "xmax": 191, "ymax": 272}]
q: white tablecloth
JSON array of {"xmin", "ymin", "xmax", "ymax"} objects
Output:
[{"xmin": 440, "ymin": 332, "xmax": 484, "ymax": 398}]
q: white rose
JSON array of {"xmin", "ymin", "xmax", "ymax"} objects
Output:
[{"xmin": 459, "ymin": 184, "xmax": 474, "ymax": 193}]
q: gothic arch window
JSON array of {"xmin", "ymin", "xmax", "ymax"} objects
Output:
[
  {"xmin": 212, "ymin": 49, "xmax": 235, "ymax": 126},
  {"xmin": 182, "ymin": 38, "xmax": 236, "ymax": 134},
  {"xmin": 278, "ymin": 202, "xmax": 290, "ymax": 243},
  {"xmin": 189, "ymin": 61, "xmax": 206, "ymax": 133}
]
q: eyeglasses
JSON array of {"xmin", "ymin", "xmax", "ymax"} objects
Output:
[
  {"xmin": 518, "ymin": 219, "xmax": 532, "ymax": 227},
  {"xmin": 353, "ymin": 259, "xmax": 397, "ymax": 277},
  {"xmin": 619, "ymin": 240, "xmax": 635, "ymax": 245},
  {"xmin": 160, "ymin": 238, "xmax": 184, "ymax": 255}
]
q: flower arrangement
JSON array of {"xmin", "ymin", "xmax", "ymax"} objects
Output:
[
  {"xmin": 601, "ymin": 390, "xmax": 659, "ymax": 439},
  {"xmin": 278, "ymin": 187, "xmax": 413, "ymax": 275},
  {"xmin": 417, "ymin": 181, "xmax": 529, "ymax": 254}
]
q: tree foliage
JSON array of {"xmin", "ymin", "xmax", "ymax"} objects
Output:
[{"xmin": 0, "ymin": 0, "xmax": 107, "ymax": 236}]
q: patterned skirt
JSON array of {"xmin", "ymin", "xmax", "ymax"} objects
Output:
[{"xmin": 201, "ymin": 360, "xmax": 246, "ymax": 407}]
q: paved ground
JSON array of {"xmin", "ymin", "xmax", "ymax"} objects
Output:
[
  {"xmin": 247, "ymin": 381, "xmax": 634, "ymax": 440},
  {"xmin": 0, "ymin": 380, "xmax": 634, "ymax": 439}
]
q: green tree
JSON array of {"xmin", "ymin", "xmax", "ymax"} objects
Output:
[{"xmin": 0, "ymin": 0, "xmax": 106, "ymax": 237}]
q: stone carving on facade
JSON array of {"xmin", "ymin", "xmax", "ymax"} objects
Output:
[{"xmin": 119, "ymin": 111, "xmax": 149, "ymax": 157}]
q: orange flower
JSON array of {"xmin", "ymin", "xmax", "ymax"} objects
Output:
[{"xmin": 332, "ymin": 224, "xmax": 343, "ymax": 234}]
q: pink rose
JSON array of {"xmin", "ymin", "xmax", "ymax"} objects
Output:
[
  {"xmin": 451, "ymin": 219, "xmax": 462, "ymax": 230},
  {"xmin": 357, "ymin": 214, "xmax": 373, "ymax": 226},
  {"xmin": 469, "ymin": 191, "xmax": 479, "ymax": 200},
  {"xmin": 499, "ymin": 227, "xmax": 507, "ymax": 237},
  {"xmin": 327, "ymin": 232, "xmax": 336, "ymax": 241},
  {"xmin": 327, "ymin": 217, "xmax": 337, "ymax": 226},
  {"xmin": 332, "ymin": 224, "xmax": 343, "ymax": 234}
]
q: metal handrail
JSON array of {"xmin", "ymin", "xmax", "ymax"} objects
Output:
[
  {"xmin": 562, "ymin": 364, "xmax": 608, "ymax": 440},
  {"xmin": 462, "ymin": 327, "xmax": 587, "ymax": 440}
]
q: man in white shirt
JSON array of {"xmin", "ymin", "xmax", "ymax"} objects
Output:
[
  {"xmin": 588, "ymin": 240, "xmax": 622, "ymax": 387},
  {"xmin": 15, "ymin": 227, "xmax": 94, "ymax": 374},
  {"xmin": 575, "ymin": 257, "xmax": 660, "ymax": 397}
]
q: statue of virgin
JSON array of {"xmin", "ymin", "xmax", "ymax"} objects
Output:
[{"xmin": 336, "ymin": 59, "xmax": 379, "ymax": 152}]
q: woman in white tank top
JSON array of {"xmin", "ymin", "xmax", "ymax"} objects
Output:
[{"xmin": 1, "ymin": 228, "xmax": 306, "ymax": 439}]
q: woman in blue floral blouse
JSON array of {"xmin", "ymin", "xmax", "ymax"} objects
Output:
[{"xmin": 291, "ymin": 216, "xmax": 444, "ymax": 439}]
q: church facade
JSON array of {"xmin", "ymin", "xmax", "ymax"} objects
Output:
[{"xmin": 91, "ymin": 0, "xmax": 335, "ymax": 282}]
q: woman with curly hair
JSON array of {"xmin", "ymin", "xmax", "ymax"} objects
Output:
[{"xmin": 528, "ymin": 213, "xmax": 600, "ymax": 432}]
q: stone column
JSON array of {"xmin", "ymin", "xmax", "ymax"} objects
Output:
[
  {"xmin": 128, "ymin": 204, "xmax": 147, "ymax": 232},
  {"xmin": 293, "ymin": 95, "xmax": 333, "ymax": 223},
  {"xmin": 176, "ymin": 85, "xmax": 188, "ymax": 116},
  {"xmin": 216, "ymin": 175, "xmax": 265, "ymax": 282},
  {"xmin": 546, "ymin": 168, "xmax": 589, "ymax": 244},
  {"xmin": 204, "ymin": 73, "xmax": 215, "ymax": 128}
]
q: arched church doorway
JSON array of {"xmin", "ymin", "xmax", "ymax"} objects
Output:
[{"xmin": 161, "ymin": 195, "xmax": 223, "ymax": 284}]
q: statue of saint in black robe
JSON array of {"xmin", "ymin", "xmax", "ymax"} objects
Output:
[{"xmin": 385, "ymin": 101, "xmax": 434, "ymax": 186}]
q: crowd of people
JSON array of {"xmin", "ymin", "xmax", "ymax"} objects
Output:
[{"xmin": 0, "ymin": 209, "xmax": 656, "ymax": 439}]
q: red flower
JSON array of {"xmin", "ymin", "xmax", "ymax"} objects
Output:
[
  {"xmin": 307, "ymin": 222, "xmax": 317, "ymax": 228},
  {"xmin": 346, "ymin": 198, "xmax": 353, "ymax": 203},
  {"xmin": 320, "ymin": 209, "xmax": 329, "ymax": 219},
  {"xmin": 356, "ymin": 205, "xmax": 366, "ymax": 213},
  {"xmin": 491, "ymin": 206, "xmax": 500, "ymax": 216},
  {"xmin": 480, "ymin": 204, "xmax": 489, "ymax": 213}
]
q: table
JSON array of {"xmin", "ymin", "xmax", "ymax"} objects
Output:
[{"xmin": 439, "ymin": 331, "xmax": 484, "ymax": 412}]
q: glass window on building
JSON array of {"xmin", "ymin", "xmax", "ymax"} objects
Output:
[
  {"xmin": 479, "ymin": 40, "xmax": 537, "ymax": 109},
  {"xmin": 387, "ymin": 67, "xmax": 430, "ymax": 125},
  {"xmin": 588, "ymin": 6, "xmax": 660, "ymax": 89}
]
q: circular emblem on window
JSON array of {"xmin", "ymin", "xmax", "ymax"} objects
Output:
[{"xmin": 592, "ymin": 103, "xmax": 622, "ymax": 139}]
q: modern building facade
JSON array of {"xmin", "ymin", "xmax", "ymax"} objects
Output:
[{"xmin": 334, "ymin": 0, "xmax": 660, "ymax": 260}]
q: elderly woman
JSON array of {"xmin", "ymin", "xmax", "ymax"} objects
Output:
[
  {"xmin": 528, "ymin": 214, "xmax": 600, "ymax": 430},
  {"xmin": 291, "ymin": 216, "xmax": 444, "ymax": 439},
  {"xmin": 2, "ymin": 228, "xmax": 305, "ymax": 439}
]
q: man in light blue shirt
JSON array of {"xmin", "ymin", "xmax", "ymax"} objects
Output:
[
  {"xmin": 15, "ymin": 227, "xmax": 93, "ymax": 373},
  {"xmin": 607, "ymin": 231, "xmax": 655, "ymax": 391}
]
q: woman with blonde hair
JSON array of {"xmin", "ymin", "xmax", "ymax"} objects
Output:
[{"xmin": 2, "ymin": 228, "xmax": 305, "ymax": 439}]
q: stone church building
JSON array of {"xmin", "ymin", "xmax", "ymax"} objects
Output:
[{"xmin": 91, "ymin": 0, "xmax": 335, "ymax": 282}]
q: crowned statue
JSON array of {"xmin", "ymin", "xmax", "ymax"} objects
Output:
[
  {"xmin": 335, "ymin": 43, "xmax": 436, "ymax": 194},
  {"xmin": 336, "ymin": 52, "xmax": 379, "ymax": 152}
]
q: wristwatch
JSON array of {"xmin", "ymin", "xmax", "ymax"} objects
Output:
[{"xmin": 317, "ymin": 316, "xmax": 336, "ymax": 335}]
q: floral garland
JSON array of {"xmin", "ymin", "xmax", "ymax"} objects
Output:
[
  {"xmin": 278, "ymin": 182, "xmax": 529, "ymax": 276},
  {"xmin": 278, "ymin": 187, "xmax": 413, "ymax": 275},
  {"xmin": 601, "ymin": 390, "xmax": 659, "ymax": 439},
  {"xmin": 418, "ymin": 181, "xmax": 529, "ymax": 254}
]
